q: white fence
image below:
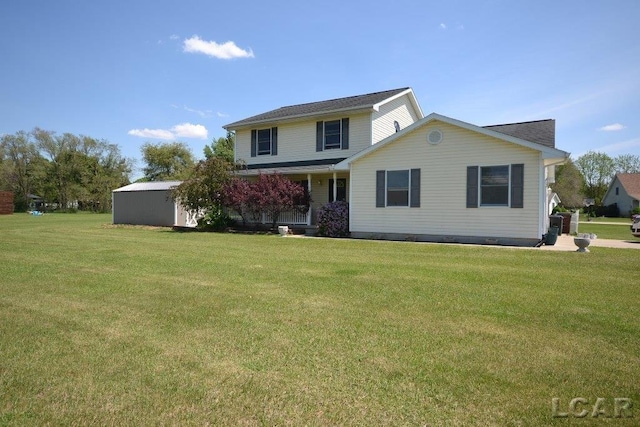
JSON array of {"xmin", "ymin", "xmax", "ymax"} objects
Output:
[{"xmin": 226, "ymin": 207, "xmax": 310, "ymax": 226}]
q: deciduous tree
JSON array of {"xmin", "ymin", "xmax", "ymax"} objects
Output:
[
  {"xmin": 204, "ymin": 131, "xmax": 235, "ymax": 163},
  {"xmin": 141, "ymin": 142, "xmax": 194, "ymax": 181},
  {"xmin": 550, "ymin": 159, "xmax": 585, "ymax": 208},
  {"xmin": 574, "ymin": 151, "xmax": 615, "ymax": 205}
]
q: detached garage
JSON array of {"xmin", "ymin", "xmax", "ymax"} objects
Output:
[{"xmin": 112, "ymin": 181, "xmax": 195, "ymax": 227}]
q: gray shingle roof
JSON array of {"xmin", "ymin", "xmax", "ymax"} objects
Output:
[
  {"xmin": 484, "ymin": 119, "xmax": 555, "ymax": 148},
  {"xmin": 224, "ymin": 87, "xmax": 411, "ymax": 129},
  {"xmin": 617, "ymin": 173, "xmax": 640, "ymax": 200}
]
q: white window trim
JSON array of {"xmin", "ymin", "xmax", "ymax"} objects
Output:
[
  {"xmin": 323, "ymin": 120, "xmax": 342, "ymax": 150},
  {"xmin": 479, "ymin": 165, "xmax": 510, "ymax": 207},
  {"xmin": 386, "ymin": 169, "xmax": 411, "ymax": 207},
  {"xmin": 257, "ymin": 128, "xmax": 272, "ymax": 156}
]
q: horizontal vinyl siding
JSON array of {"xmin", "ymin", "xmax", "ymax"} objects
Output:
[
  {"xmin": 371, "ymin": 94, "xmax": 420, "ymax": 144},
  {"xmin": 350, "ymin": 121, "xmax": 542, "ymax": 239},
  {"xmin": 236, "ymin": 113, "xmax": 371, "ymax": 166}
]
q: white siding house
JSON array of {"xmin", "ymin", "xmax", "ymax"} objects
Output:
[
  {"xmin": 224, "ymin": 89, "xmax": 568, "ymax": 245},
  {"xmin": 336, "ymin": 114, "xmax": 567, "ymax": 245}
]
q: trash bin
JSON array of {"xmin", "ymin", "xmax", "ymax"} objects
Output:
[
  {"xmin": 549, "ymin": 215, "xmax": 564, "ymax": 235},
  {"xmin": 559, "ymin": 212, "xmax": 572, "ymax": 234},
  {"xmin": 546, "ymin": 226, "xmax": 559, "ymax": 245}
]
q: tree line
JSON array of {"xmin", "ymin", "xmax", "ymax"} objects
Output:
[
  {"xmin": 3, "ymin": 126, "xmax": 638, "ymax": 216},
  {"xmin": 0, "ymin": 128, "xmax": 132, "ymax": 212},
  {"xmin": 552, "ymin": 151, "xmax": 640, "ymax": 209}
]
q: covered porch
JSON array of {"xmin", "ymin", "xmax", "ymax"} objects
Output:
[{"xmin": 235, "ymin": 165, "xmax": 349, "ymax": 226}]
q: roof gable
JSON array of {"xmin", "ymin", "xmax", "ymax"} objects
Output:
[
  {"xmin": 616, "ymin": 173, "xmax": 640, "ymax": 199},
  {"xmin": 224, "ymin": 88, "xmax": 416, "ymax": 129},
  {"xmin": 335, "ymin": 113, "xmax": 568, "ymax": 170}
]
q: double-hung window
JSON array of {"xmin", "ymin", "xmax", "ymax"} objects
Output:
[
  {"xmin": 386, "ymin": 170, "xmax": 410, "ymax": 206},
  {"xmin": 250, "ymin": 127, "xmax": 278, "ymax": 157},
  {"xmin": 316, "ymin": 118, "xmax": 349, "ymax": 151},
  {"xmin": 376, "ymin": 169, "xmax": 421, "ymax": 208},
  {"xmin": 466, "ymin": 164, "xmax": 524, "ymax": 208},
  {"xmin": 480, "ymin": 165, "xmax": 509, "ymax": 206}
]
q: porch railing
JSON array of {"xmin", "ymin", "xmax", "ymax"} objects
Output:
[{"xmin": 225, "ymin": 207, "xmax": 311, "ymax": 226}]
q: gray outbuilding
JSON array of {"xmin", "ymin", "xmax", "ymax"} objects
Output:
[{"xmin": 112, "ymin": 181, "xmax": 195, "ymax": 227}]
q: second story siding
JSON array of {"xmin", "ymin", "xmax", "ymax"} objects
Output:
[
  {"xmin": 235, "ymin": 112, "xmax": 372, "ymax": 166},
  {"xmin": 371, "ymin": 93, "xmax": 421, "ymax": 144}
]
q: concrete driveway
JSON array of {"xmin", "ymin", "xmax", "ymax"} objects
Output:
[{"xmin": 540, "ymin": 234, "xmax": 640, "ymax": 251}]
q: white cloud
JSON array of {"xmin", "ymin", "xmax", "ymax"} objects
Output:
[
  {"xmin": 217, "ymin": 112, "xmax": 229, "ymax": 118},
  {"xmin": 183, "ymin": 35, "xmax": 254, "ymax": 59},
  {"xmin": 128, "ymin": 123, "xmax": 208, "ymax": 140},
  {"xmin": 439, "ymin": 23, "xmax": 447, "ymax": 30},
  {"xmin": 171, "ymin": 123, "xmax": 208, "ymax": 139},
  {"xmin": 128, "ymin": 128, "xmax": 175, "ymax": 140},
  {"xmin": 170, "ymin": 34, "xmax": 179, "ymax": 40},
  {"xmin": 598, "ymin": 123, "xmax": 626, "ymax": 131}
]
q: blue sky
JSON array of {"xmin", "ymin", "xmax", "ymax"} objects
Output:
[{"xmin": 1, "ymin": 0, "xmax": 639, "ymax": 179}]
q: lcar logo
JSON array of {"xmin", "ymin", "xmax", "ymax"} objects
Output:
[{"xmin": 552, "ymin": 397, "xmax": 633, "ymax": 418}]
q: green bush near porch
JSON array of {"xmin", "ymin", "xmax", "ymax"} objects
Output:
[{"xmin": 0, "ymin": 214, "xmax": 638, "ymax": 425}]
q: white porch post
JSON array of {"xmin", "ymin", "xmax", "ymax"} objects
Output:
[
  {"xmin": 332, "ymin": 172, "xmax": 337, "ymax": 202},
  {"xmin": 307, "ymin": 173, "xmax": 312, "ymax": 226}
]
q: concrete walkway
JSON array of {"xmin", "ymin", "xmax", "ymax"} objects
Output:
[{"xmin": 539, "ymin": 234, "xmax": 640, "ymax": 251}]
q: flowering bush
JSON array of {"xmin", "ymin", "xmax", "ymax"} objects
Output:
[
  {"xmin": 223, "ymin": 174, "xmax": 310, "ymax": 228},
  {"xmin": 317, "ymin": 201, "xmax": 349, "ymax": 237}
]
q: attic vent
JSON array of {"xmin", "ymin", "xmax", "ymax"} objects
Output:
[
  {"xmin": 394, "ymin": 121, "xmax": 400, "ymax": 132},
  {"xmin": 427, "ymin": 129, "xmax": 443, "ymax": 145}
]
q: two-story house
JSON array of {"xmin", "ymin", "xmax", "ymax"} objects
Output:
[{"xmin": 224, "ymin": 88, "xmax": 569, "ymax": 246}]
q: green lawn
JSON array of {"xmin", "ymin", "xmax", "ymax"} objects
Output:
[
  {"xmin": 1, "ymin": 213, "xmax": 638, "ymax": 425},
  {"xmin": 578, "ymin": 221, "xmax": 638, "ymax": 240}
]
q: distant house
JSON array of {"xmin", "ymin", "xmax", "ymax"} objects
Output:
[
  {"xmin": 602, "ymin": 173, "xmax": 640, "ymax": 216},
  {"xmin": 112, "ymin": 181, "xmax": 196, "ymax": 227},
  {"xmin": 223, "ymin": 87, "xmax": 569, "ymax": 246}
]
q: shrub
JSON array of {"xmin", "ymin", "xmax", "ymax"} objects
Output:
[
  {"xmin": 317, "ymin": 201, "xmax": 349, "ymax": 237},
  {"xmin": 631, "ymin": 207, "xmax": 640, "ymax": 218},
  {"xmin": 197, "ymin": 207, "xmax": 233, "ymax": 231}
]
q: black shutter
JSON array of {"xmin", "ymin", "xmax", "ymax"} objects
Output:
[
  {"xmin": 271, "ymin": 127, "xmax": 278, "ymax": 156},
  {"xmin": 376, "ymin": 170, "xmax": 386, "ymax": 207},
  {"xmin": 250, "ymin": 130, "xmax": 257, "ymax": 157},
  {"xmin": 466, "ymin": 166, "xmax": 478, "ymax": 208},
  {"xmin": 341, "ymin": 118, "xmax": 349, "ymax": 150},
  {"xmin": 316, "ymin": 121, "xmax": 323, "ymax": 152},
  {"xmin": 410, "ymin": 168, "xmax": 420, "ymax": 208},
  {"xmin": 511, "ymin": 163, "xmax": 524, "ymax": 208}
]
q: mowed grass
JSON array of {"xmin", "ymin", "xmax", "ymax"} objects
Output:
[
  {"xmin": 1, "ymin": 214, "xmax": 638, "ymax": 426},
  {"xmin": 578, "ymin": 220, "xmax": 638, "ymax": 240}
]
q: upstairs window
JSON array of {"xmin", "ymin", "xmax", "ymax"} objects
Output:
[
  {"xmin": 257, "ymin": 129, "xmax": 272, "ymax": 155},
  {"xmin": 250, "ymin": 127, "xmax": 278, "ymax": 157},
  {"xmin": 316, "ymin": 118, "xmax": 349, "ymax": 151},
  {"xmin": 324, "ymin": 120, "xmax": 342, "ymax": 149}
]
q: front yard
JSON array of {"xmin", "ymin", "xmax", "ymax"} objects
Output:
[{"xmin": 0, "ymin": 213, "xmax": 638, "ymax": 425}]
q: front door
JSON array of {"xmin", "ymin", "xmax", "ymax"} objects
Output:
[{"xmin": 329, "ymin": 178, "xmax": 346, "ymax": 202}]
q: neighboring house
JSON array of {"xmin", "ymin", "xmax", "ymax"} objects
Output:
[
  {"xmin": 602, "ymin": 173, "xmax": 640, "ymax": 216},
  {"xmin": 224, "ymin": 88, "xmax": 569, "ymax": 246},
  {"xmin": 548, "ymin": 192, "xmax": 561, "ymax": 213},
  {"xmin": 112, "ymin": 181, "xmax": 197, "ymax": 227}
]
